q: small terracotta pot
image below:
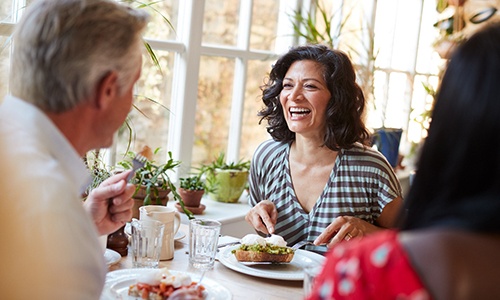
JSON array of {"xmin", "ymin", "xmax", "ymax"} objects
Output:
[{"xmin": 178, "ymin": 188, "xmax": 205, "ymax": 207}]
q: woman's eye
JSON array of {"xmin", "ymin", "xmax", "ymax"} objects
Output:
[
  {"xmin": 283, "ymin": 83, "xmax": 293, "ymax": 88},
  {"xmin": 305, "ymin": 84, "xmax": 317, "ymax": 89}
]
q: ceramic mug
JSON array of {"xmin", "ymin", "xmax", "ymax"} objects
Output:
[{"xmin": 139, "ymin": 205, "xmax": 180, "ymax": 260}]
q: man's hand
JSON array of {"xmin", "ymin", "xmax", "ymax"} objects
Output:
[{"xmin": 84, "ymin": 170, "xmax": 135, "ymax": 235}]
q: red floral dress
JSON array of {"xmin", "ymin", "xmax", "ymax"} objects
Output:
[{"xmin": 306, "ymin": 230, "xmax": 432, "ymax": 300}]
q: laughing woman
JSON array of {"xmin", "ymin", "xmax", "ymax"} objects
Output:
[{"xmin": 245, "ymin": 44, "xmax": 403, "ymax": 254}]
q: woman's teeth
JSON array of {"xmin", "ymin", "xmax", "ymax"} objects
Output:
[{"xmin": 290, "ymin": 108, "xmax": 311, "ymax": 116}]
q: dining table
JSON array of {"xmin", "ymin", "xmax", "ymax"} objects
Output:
[{"xmin": 104, "ymin": 223, "xmax": 311, "ymax": 300}]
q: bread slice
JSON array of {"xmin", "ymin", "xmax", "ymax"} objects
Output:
[{"xmin": 233, "ymin": 249, "xmax": 294, "ymax": 263}]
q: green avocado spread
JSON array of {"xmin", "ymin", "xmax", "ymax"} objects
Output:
[{"xmin": 231, "ymin": 243, "xmax": 294, "ymax": 255}]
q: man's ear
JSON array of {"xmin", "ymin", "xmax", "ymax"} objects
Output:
[{"xmin": 94, "ymin": 71, "xmax": 119, "ymax": 110}]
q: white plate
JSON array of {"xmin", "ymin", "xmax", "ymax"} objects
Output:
[
  {"xmin": 218, "ymin": 246, "xmax": 325, "ymax": 281},
  {"xmin": 124, "ymin": 223, "xmax": 185, "ymax": 241},
  {"xmin": 104, "ymin": 249, "xmax": 121, "ymax": 266},
  {"xmin": 100, "ymin": 269, "xmax": 232, "ymax": 300}
]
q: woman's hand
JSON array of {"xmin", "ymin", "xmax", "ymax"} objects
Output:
[
  {"xmin": 315, "ymin": 197, "xmax": 403, "ymax": 247},
  {"xmin": 84, "ymin": 170, "xmax": 136, "ymax": 235},
  {"xmin": 315, "ymin": 216, "xmax": 380, "ymax": 247},
  {"xmin": 245, "ymin": 200, "xmax": 277, "ymax": 235}
]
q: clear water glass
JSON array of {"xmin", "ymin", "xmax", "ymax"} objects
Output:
[
  {"xmin": 189, "ymin": 219, "xmax": 221, "ymax": 270},
  {"xmin": 130, "ymin": 219, "xmax": 165, "ymax": 268}
]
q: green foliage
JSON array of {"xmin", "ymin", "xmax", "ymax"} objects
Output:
[
  {"xmin": 179, "ymin": 175, "xmax": 205, "ymax": 191},
  {"xmin": 198, "ymin": 152, "xmax": 250, "ymax": 200},
  {"xmin": 118, "ymin": 148, "xmax": 195, "ymax": 219},
  {"xmin": 118, "ymin": 149, "xmax": 179, "ymax": 204},
  {"xmin": 200, "ymin": 152, "xmax": 250, "ymax": 175},
  {"xmin": 289, "ymin": 0, "xmax": 341, "ymax": 49}
]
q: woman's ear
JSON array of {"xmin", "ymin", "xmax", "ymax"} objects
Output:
[{"xmin": 94, "ymin": 71, "xmax": 119, "ymax": 110}]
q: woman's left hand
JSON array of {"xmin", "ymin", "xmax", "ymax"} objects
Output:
[{"xmin": 314, "ymin": 216, "xmax": 380, "ymax": 247}]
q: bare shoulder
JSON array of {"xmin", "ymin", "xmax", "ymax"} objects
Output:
[{"xmin": 399, "ymin": 229, "xmax": 500, "ymax": 300}]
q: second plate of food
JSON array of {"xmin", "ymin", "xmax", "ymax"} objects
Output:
[{"xmin": 218, "ymin": 245, "xmax": 325, "ymax": 281}]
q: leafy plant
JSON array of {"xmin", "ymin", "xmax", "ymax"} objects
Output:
[
  {"xmin": 118, "ymin": 148, "xmax": 179, "ymax": 204},
  {"xmin": 118, "ymin": 148, "xmax": 195, "ymax": 219},
  {"xmin": 199, "ymin": 152, "xmax": 250, "ymax": 202},
  {"xmin": 288, "ymin": 0, "xmax": 347, "ymax": 49},
  {"xmin": 179, "ymin": 175, "xmax": 205, "ymax": 191},
  {"xmin": 200, "ymin": 152, "xmax": 250, "ymax": 175}
]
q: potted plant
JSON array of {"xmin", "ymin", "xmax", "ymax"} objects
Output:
[
  {"xmin": 118, "ymin": 146, "xmax": 183, "ymax": 219},
  {"xmin": 178, "ymin": 175, "xmax": 206, "ymax": 208},
  {"xmin": 200, "ymin": 152, "xmax": 250, "ymax": 203}
]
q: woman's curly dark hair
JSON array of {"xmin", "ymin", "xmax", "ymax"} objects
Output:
[{"xmin": 259, "ymin": 44, "xmax": 370, "ymax": 151}]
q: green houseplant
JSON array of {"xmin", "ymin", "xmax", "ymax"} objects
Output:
[
  {"xmin": 200, "ymin": 152, "xmax": 250, "ymax": 203},
  {"xmin": 178, "ymin": 175, "xmax": 206, "ymax": 208},
  {"xmin": 117, "ymin": 146, "xmax": 194, "ymax": 219}
]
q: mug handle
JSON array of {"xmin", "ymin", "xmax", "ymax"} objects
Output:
[{"xmin": 173, "ymin": 211, "xmax": 181, "ymax": 234}]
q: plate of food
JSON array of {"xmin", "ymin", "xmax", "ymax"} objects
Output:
[
  {"xmin": 100, "ymin": 268, "xmax": 231, "ymax": 300},
  {"xmin": 218, "ymin": 234, "xmax": 325, "ymax": 281}
]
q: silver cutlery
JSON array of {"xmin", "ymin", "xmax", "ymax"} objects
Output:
[
  {"xmin": 291, "ymin": 240, "xmax": 327, "ymax": 250},
  {"xmin": 217, "ymin": 241, "xmax": 241, "ymax": 248},
  {"xmin": 126, "ymin": 153, "xmax": 147, "ymax": 182}
]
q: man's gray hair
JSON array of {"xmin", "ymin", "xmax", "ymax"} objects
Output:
[{"xmin": 10, "ymin": 0, "xmax": 149, "ymax": 113}]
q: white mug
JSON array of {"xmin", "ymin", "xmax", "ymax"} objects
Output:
[{"xmin": 139, "ymin": 205, "xmax": 180, "ymax": 260}]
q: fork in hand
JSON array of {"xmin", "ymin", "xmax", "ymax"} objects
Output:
[{"xmin": 125, "ymin": 153, "xmax": 147, "ymax": 182}]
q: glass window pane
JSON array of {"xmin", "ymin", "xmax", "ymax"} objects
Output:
[
  {"xmin": 0, "ymin": 46, "xmax": 10, "ymax": 101},
  {"xmin": 116, "ymin": 50, "xmax": 175, "ymax": 162},
  {"xmin": 374, "ymin": 0, "xmax": 398, "ymax": 69},
  {"xmin": 203, "ymin": 0, "xmax": 239, "ymax": 46},
  {"xmin": 0, "ymin": 0, "xmax": 13, "ymax": 21},
  {"xmin": 192, "ymin": 56, "xmax": 235, "ymax": 167},
  {"xmin": 416, "ymin": 0, "xmax": 442, "ymax": 74},
  {"xmin": 240, "ymin": 59, "xmax": 274, "ymax": 160},
  {"xmin": 389, "ymin": 1, "xmax": 421, "ymax": 72},
  {"xmin": 407, "ymin": 74, "xmax": 438, "ymax": 143},
  {"xmin": 385, "ymin": 72, "xmax": 411, "ymax": 129},
  {"xmin": 140, "ymin": 0, "xmax": 179, "ymax": 41},
  {"xmin": 250, "ymin": 0, "xmax": 280, "ymax": 51},
  {"xmin": 368, "ymin": 71, "xmax": 388, "ymax": 129}
]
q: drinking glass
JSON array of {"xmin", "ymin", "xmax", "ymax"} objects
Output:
[
  {"xmin": 189, "ymin": 219, "xmax": 221, "ymax": 270},
  {"xmin": 130, "ymin": 219, "xmax": 165, "ymax": 268}
]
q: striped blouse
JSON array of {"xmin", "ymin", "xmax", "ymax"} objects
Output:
[{"xmin": 248, "ymin": 139, "xmax": 402, "ymax": 255}]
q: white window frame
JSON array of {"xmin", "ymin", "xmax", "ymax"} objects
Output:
[{"xmin": 0, "ymin": 0, "xmax": 439, "ymax": 178}]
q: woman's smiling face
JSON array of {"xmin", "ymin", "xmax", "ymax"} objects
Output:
[{"xmin": 279, "ymin": 60, "xmax": 331, "ymax": 138}]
